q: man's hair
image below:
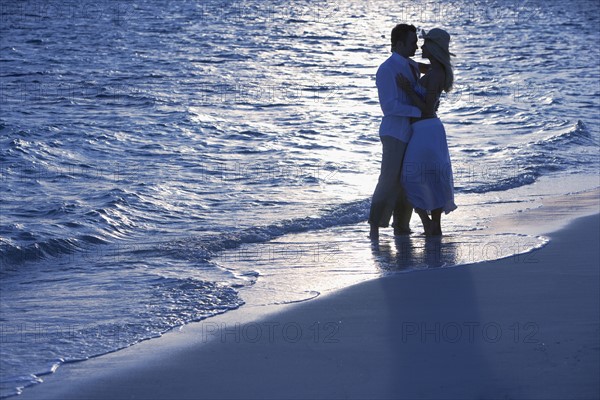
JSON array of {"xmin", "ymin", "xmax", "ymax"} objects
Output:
[{"xmin": 391, "ymin": 24, "xmax": 417, "ymax": 50}]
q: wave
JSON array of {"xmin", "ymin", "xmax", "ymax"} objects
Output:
[
  {"xmin": 458, "ymin": 172, "xmax": 537, "ymax": 194},
  {"xmin": 457, "ymin": 120, "xmax": 597, "ymax": 193},
  {"xmin": 155, "ymin": 199, "xmax": 370, "ymax": 261},
  {"xmin": 0, "ymin": 232, "xmax": 117, "ymax": 270},
  {"xmin": 0, "ymin": 238, "xmax": 82, "ymax": 269},
  {"xmin": 533, "ymin": 120, "xmax": 596, "ymax": 149}
]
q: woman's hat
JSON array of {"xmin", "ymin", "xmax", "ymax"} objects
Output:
[{"xmin": 423, "ymin": 28, "xmax": 456, "ymax": 57}]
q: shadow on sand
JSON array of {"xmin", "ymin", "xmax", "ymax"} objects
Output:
[{"xmin": 370, "ymin": 234, "xmax": 500, "ymax": 398}]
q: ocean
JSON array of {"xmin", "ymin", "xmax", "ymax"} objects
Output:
[{"xmin": 1, "ymin": 0, "xmax": 598, "ymax": 397}]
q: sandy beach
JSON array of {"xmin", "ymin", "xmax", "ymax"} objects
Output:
[{"xmin": 17, "ymin": 191, "xmax": 599, "ymax": 400}]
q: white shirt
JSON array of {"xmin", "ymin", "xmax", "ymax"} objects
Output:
[{"xmin": 376, "ymin": 52, "xmax": 421, "ymax": 142}]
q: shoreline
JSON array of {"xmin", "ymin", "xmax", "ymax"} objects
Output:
[
  {"xmin": 16, "ymin": 191, "xmax": 600, "ymax": 399},
  {"xmin": 226, "ymin": 187, "xmax": 599, "ymax": 310}
]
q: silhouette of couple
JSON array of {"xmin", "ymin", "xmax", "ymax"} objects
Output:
[{"xmin": 369, "ymin": 24, "xmax": 457, "ymax": 240}]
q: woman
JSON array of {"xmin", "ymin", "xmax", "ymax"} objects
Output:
[{"xmin": 396, "ymin": 28, "xmax": 457, "ymax": 236}]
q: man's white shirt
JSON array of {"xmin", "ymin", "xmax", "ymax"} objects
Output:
[{"xmin": 376, "ymin": 52, "xmax": 422, "ymax": 143}]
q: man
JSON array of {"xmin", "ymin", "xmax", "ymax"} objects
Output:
[{"xmin": 369, "ymin": 24, "xmax": 422, "ymax": 240}]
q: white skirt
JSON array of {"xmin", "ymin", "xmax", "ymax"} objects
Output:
[{"xmin": 401, "ymin": 118, "xmax": 457, "ymax": 214}]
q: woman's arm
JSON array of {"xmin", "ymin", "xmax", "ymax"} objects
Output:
[{"xmin": 417, "ymin": 62, "xmax": 430, "ymax": 75}]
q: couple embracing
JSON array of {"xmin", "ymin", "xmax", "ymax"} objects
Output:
[{"xmin": 369, "ymin": 24, "xmax": 457, "ymax": 240}]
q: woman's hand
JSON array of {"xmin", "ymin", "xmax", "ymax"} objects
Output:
[{"xmin": 396, "ymin": 74, "xmax": 413, "ymax": 92}]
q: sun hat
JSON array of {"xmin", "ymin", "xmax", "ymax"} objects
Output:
[{"xmin": 423, "ymin": 28, "xmax": 456, "ymax": 57}]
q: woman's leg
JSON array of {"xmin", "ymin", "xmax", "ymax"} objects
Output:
[
  {"xmin": 415, "ymin": 208, "xmax": 432, "ymax": 235},
  {"xmin": 431, "ymin": 208, "xmax": 443, "ymax": 236}
]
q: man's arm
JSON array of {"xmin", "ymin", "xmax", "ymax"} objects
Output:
[{"xmin": 376, "ymin": 66, "xmax": 421, "ymax": 118}]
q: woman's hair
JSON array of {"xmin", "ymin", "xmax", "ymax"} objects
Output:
[{"xmin": 425, "ymin": 38, "xmax": 454, "ymax": 92}]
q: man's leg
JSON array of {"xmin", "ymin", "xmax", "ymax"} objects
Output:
[
  {"xmin": 392, "ymin": 140, "xmax": 413, "ymax": 234},
  {"xmin": 393, "ymin": 192, "xmax": 413, "ymax": 234},
  {"xmin": 369, "ymin": 136, "xmax": 405, "ymax": 237}
]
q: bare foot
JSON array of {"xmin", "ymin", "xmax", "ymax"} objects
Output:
[
  {"xmin": 415, "ymin": 208, "xmax": 432, "ymax": 236},
  {"xmin": 430, "ymin": 208, "xmax": 443, "ymax": 236}
]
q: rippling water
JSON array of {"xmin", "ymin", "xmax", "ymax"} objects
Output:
[{"xmin": 1, "ymin": 0, "xmax": 599, "ymax": 397}]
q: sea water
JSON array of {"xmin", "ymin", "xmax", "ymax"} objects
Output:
[{"xmin": 1, "ymin": 0, "xmax": 599, "ymax": 397}]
